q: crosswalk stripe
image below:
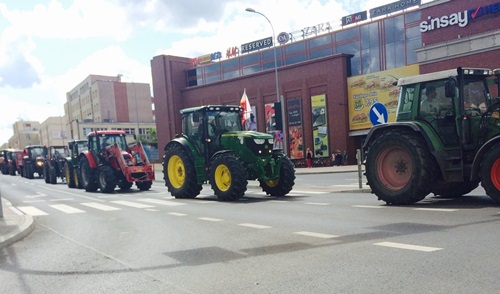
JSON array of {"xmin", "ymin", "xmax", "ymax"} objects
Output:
[
  {"xmin": 374, "ymin": 242, "xmax": 443, "ymax": 252},
  {"xmin": 239, "ymin": 223, "xmax": 271, "ymax": 229},
  {"xmin": 17, "ymin": 206, "xmax": 49, "ymax": 216},
  {"xmin": 110, "ymin": 200, "xmax": 155, "ymax": 208},
  {"xmin": 81, "ymin": 202, "xmax": 121, "ymax": 211},
  {"xmin": 50, "ymin": 204, "xmax": 85, "ymax": 214},
  {"xmin": 294, "ymin": 231, "xmax": 339, "ymax": 239},
  {"xmin": 413, "ymin": 208, "xmax": 458, "ymax": 212},
  {"xmin": 138, "ymin": 198, "xmax": 186, "ymax": 206},
  {"xmin": 199, "ymin": 217, "xmax": 223, "ymax": 222},
  {"xmin": 305, "ymin": 202, "xmax": 330, "ymax": 206}
]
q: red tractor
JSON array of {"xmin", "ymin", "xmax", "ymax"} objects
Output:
[{"xmin": 78, "ymin": 130, "xmax": 154, "ymax": 193}]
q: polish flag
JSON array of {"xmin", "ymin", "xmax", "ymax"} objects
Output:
[{"xmin": 240, "ymin": 88, "xmax": 251, "ymax": 128}]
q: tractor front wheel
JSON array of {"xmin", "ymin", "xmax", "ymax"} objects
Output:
[
  {"xmin": 164, "ymin": 144, "xmax": 202, "ymax": 198},
  {"xmin": 65, "ymin": 164, "xmax": 76, "ymax": 188},
  {"xmin": 136, "ymin": 181, "xmax": 152, "ymax": 191},
  {"xmin": 49, "ymin": 165, "xmax": 57, "ymax": 184},
  {"xmin": 259, "ymin": 155, "xmax": 295, "ymax": 196},
  {"xmin": 365, "ymin": 131, "xmax": 437, "ymax": 205},
  {"xmin": 98, "ymin": 165, "xmax": 116, "ymax": 193},
  {"xmin": 44, "ymin": 164, "xmax": 50, "ymax": 183},
  {"xmin": 481, "ymin": 145, "xmax": 500, "ymax": 203},
  {"xmin": 80, "ymin": 157, "xmax": 98, "ymax": 192},
  {"xmin": 209, "ymin": 154, "xmax": 247, "ymax": 201}
]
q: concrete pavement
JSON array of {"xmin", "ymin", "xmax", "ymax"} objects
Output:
[{"xmin": 0, "ymin": 164, "xmax": 368, "ymax": 249}]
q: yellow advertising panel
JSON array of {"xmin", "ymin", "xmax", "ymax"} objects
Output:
[{"xmin": 348, "ymin": 65, "xmax": 419, "ymax": 130}]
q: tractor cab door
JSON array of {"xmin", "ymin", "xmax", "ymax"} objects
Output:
[{"xmin": 418, "ymin": 81, "xmax": 459, "ymax": 146}]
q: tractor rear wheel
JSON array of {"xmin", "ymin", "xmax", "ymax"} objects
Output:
[
  {"xmin": 80, "ymin": 157, "xmax": 98, "ymax": 192},
  {"xmin": 164, "ymin": 144, "xmax": 202, "ymax": 198},
  {"xmin": 136, "ymin": 181, "xmax": 152, "ymax": 191},
  {"xmin": 44, "ymin": 164, "xmax": 50, "ymax": 183},
  {"xmin": 365, "ymin": 131, "xmax": 437, "ymax": 205},
  {"xmin": 74, "ymin": 168, "xmax": 83, "ymax": 189},
  {"xmin": 65, "ymin": 164, "xmax": 76, "ymax": 188},
  {"xmin": 481, "ymin": 145, "xmax": 500, "ymax": 203},
  {"xmin": 209, "ymin": 154, "xmax": 247, "ymax": 201},
  {"xmin": 98, "ymin": 165, "xmax": 116, "ymax": 193},
  {"xmin": 49, "ymin": 165, "xmax": 57, "ymax": 184},
  {"xmin": 259, "ymin": 155, "xmax": 295, "ymax": 196}
]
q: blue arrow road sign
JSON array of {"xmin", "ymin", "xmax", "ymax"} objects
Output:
[{"xmin": 369, "ymin": 103, "xmax": 388, "ymax": 126}]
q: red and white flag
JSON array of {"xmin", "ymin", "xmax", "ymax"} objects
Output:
[{"xmin": 240, "ymin": 88, "xmax": 251, "ymax": 128}]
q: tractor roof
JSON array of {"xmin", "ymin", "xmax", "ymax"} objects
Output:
[
  {"xmin": 180, "ymin": 105, "xmax": 242, "ymax": 115},
  {"xmin": 88, "ymin": 130, "xmax": 126, "ymax": 137},
  {"xmin": 397, "ymin": 67, "xmax": 493, "ymax": 87}
]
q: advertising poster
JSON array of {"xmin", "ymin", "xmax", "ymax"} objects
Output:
[
  {"xmin": 265, "ymin": 103, "xmax": 274, "ymax": 133},
  {"xmin": 348, "ymin": 64, "xmax": 419, "ymax": 130},
  {"xmin": 287, "ymin": 98, "xmax": 303, "ymax": 159},
  {"xmin": 311, "ymin": 94, "xmax": 329, "ymax": 158}
]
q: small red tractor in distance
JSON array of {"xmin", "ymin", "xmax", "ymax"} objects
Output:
[
  {"xmin": 78, "ymin": 130, "xmax": 154, "ymax": 193},
  {"xmin": 19, "ymin": 145, "xmax": 46, "ymax": 179}
]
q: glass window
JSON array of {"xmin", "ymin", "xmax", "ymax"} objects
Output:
[
  {"xmin": 286, "ymin": 54, "xmax": 306, "ymax": 65},
  {"xmin": 242, "ymin": 65, "xmax": 260, "ymax": 76},
  {"xmin": 405, "ymin": 11, "xmax": 421, "ymax": 23},
  {"xmin": 336, "ymin": 27, "xmax": 358, "ymax": 42},
  {"xmin": 361, "ymin": 47, "xmax": 380, "ymax": 74},
  {"xmin": 285, "ymin": 42, "xmax": 305, "ymax": 54},
  {"xmin": 384, "ymin": 16, "xmax": 404, "ymax": 44},
  {"xmin": 360, "ymin": 23, "xmax": 379, "ymax": 49},
  {"xmin": 223, "ymin": 70, "xmax": 240, "ymax": 79},
  {"xmin": 337, "ymin": 41, "xmax": 359, "ymax": 55},
  {"xmin": 241, "ymin": 54, "xmax": 259, "ymax": 66},
  {"xmin": 406, "ymin": 37, "xmax": 421, "ymax": 64},
  {"xmin": 385, "ymin": 42, "xmax": 405, "ymax": 69},
  {"xmin": 309, "ymin": 35, "xmax": 331, "ymax": 48},
  {"xmin": 222, "ymin": 58, "xmax": 239, "ymax": 71},
  {"xmin": 206, "ymin": 74, "xmax": 221, "ymax": 83},
  {"xmin": 405, "ymin": 25, "xmax": 421, "ymax": 40},
  {"xmin": 310, "ymin": 48, "xmax": 332, "ymax": 60},
  {"xmin": 204, "ymin": 63, "xmax": 220, "ymax": 74}
]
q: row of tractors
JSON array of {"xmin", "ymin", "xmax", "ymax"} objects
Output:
[{"xmin": 0, "ymin": 130, "xmax": 155, "ymax": 193}]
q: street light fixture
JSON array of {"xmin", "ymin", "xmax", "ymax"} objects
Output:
[{"xmin": 245, "ymin": 8, "xmax": 286, "ymax": 154}]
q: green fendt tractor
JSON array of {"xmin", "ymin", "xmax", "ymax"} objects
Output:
[
  {"xmin": 65, "ymin": 139, "xmax": 88, "ymax": 188},
  {"xmin": 163, "ymin": 105, "xmax": 295, "ymax": 201},
  {"xmin": 364, "ymin": 67, "xmax": 500, "ymax": 205}
]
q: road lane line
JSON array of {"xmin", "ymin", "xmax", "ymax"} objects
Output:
[
  {"xmin": 198, "ymin": 217, "xmax": 223, "ymax": 222},
  {"xmin": 374, "ymin": 242, "xmax": 443, "ymax": 252},
  {"xmin": 294, "ymin": 231, "xmax": 339, "ymax": 239},
  {"xmin": 110, "ymin": 200, "xmax": 155, "ymax": 208},
  {"xmin": 138, "ymin": 198, "xmax": 186, "ymax": 206},
  {"xmin": 50, "ymin": 204, "xmax": 85, "ymax": 214},
  {"xmin": 352, "ymin": 205, "xmax": 385, "ymax": 209},
  {"xmin": 168, "ymin": 212, "xmax": 187, "ymax": 216},
  {"xmin": 50, "ymin": 198, "xmax": 74, "ymax": 202},
  {"xmin": 17, "ymin": 206, "xmax": 49, "ymax": 216},
  {"xmin": 239, "ymin": 223, "xmax": 271, "ymax": 229},
  {"xmin": 305, "ymin": 202, "xmax": 330, "ymax": 206},
  {"xmin": 81, "ymin": 202, "xmax": 121, "ymax": 211},
  {"xmin": 413, "ymin": 208, "xmax": 458, "ymax": 212}
]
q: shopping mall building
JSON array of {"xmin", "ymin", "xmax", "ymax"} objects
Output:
[{"xmin": 151, "ymin": 0, "xmax": 500, "ymax": 166}]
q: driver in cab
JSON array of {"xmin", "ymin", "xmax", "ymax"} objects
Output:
[{"xmin": 420, "ymin": 85, "xmax": 452, "ymax": 117}]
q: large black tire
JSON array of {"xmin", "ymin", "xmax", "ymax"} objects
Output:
[
  {"xmin": 80, "ymin": 157, "xmax": 98, "ymax": 192},
  {"xmin": 431, "ymin": 180, "xmax": 479, "ymax": 198},
  {"xmin": 49, "ymin": 165, "xmax": 57, "ymax": 184},
  {"xmin": 365, "ymin": 131, "xmax": 437, "ymax": 205},
  {"xmin": 259, "ymin": 155, "xmax": 295, "ymax": 196},
  {"xmin": 98, "ymin": 165, "xmax": 116, "ymax": 193},
  {"xmin": 74, "ymin": 167, "xmax": 84, "ymax": 189},
  {"xmin": 209, "ymin": 154, "xmax": 247, "ymax": 201},
  {"xmin": 119, "ymin": 180, "xmax": 133, "ymax": 191},
  {"xmin": 44, "ymin": 164, "xmax": 50, "ymax": 183},
  {"xmin": 27, "ymin": 164, "xmax": 34, "ymax": 179},
  {"xmin": 136, "ymin": 181, "xmax": 152, "ymax": 191},
  {"xmin": 65, "ymin": 164, "xmax": 76, "ymax": 188},
  {"xmin": 164, "ymin": 144, "xmax": 202, "ymax": 198},
  {"xmin": 480, "ymin": 145, "xmax": 500, "ymax": 203},
  {"xmin": 9, "ymin": 164, "xmax": 16, "ymax": 176}
]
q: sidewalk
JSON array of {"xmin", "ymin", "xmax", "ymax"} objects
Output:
[{"xmin": 0, "ymin": 164, "xmax": 367, "ymax": 249}]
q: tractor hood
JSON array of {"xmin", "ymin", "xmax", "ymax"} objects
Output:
[{"xmin": 221, "ymin": 131, "xmax": 273, "ymax": 140}]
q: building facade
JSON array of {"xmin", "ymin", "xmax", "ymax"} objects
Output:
[{"xmin": 151, "ymin": 0, "xmax": 500, "ymax": 166}]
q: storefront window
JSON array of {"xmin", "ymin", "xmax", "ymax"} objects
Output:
[
  {"xmin": 336, "ymin": 27, "xmax": 358, "ymax": 42},
  {"xmin": 310, "ymin": 48, "xmax": 332, "ymax": 60},
  {"xmin": 285, "ymin": 42, "xmax": 305, "ymax": 54},
  {"xmin": 241, "ymin": 54, "xmax": 259, "ymax": 66},
  {"xmin": 309, "ymin": 35, "xmax": 331, "ymax": 48},
  {"xmin": 222, "ymin": 58, "xmax": 239, "ymax": 71},
  {"xmin": 242, "ymin": 65, "xmax": 260, "ymax": 75}
]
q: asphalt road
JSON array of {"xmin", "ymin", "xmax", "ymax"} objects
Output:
[{"xmin": 1, "ymin": 173, "xmax": 499, "ymax": 293}]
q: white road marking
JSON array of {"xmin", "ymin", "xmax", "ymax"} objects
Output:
[
  {"xmin": 168, "ymin": 212, "xmax": 187, "ymax": 216},
  {"xmin": 145, "ymin": 209, "xmax": 160, "ymax": 212},
  {"xmin": 50, "ymin": 204, "xmax": 85, "ymax": 214},
  {"xmin": 305, "ymin": 202, "xmax": 330, "ymax": 206},
  {"xmin": 16, "ymin": 206, "xmax": 49, "ymax": 216},
  {"xmin": 22, "ymin": 200, "xmax": 45, "ymax": 203},
  {"xmin": 81, "ymin": 202, "xmax": 121, "ymax": 211},
  {"xmin": 138, "ymin": 198, "xmax": 186, "ymax": 206},
  {"xmin": 198, "ymin": 217, "xmax": 223, "ymax": 222},
  {"xmin": 26, "ymin": 192, "xmax": 47, "ymax": 198},
  {"xmin": 50, "ymin": 198, "xmax": 74, "ymax": 202},
  {"xmin": 110, "ymin": 200, "xmax": 155, "ymax": 208},
  {"xmin": 413, "ymin": 208, "xmax": 458, "ymax": 212},
  {"xmin": 374, "ymin": 242, "xmax": 443, "ymax": 252},
  {"xmin": 352, "ymin": 205, "xmax": 385, "ymax": 209},
  {"xmin": 291, "ymin": 190, "xmax": 328, "ymax": 194},
  {"xmin": 294, "ymin": 231, "xmax": 339, "ymax": 239},
  {"xmin": 239, "ymin": 223, "xmax": 271, "ymax": 229}
]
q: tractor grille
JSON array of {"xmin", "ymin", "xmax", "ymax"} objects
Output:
[{"xmin": 245, "ymin": 138, "xmax": 274, "ymax": 156}]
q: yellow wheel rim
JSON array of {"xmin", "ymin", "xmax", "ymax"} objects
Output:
[
  {"xmin": 65, "ymin": 165, "xmax": 70, "ymax": 181},
  {"xmin": 74, "ymin": 169, "xmax": 79, "ymax": 187},
  {"xmin": 168, "ymin": 155, "xmax": 185, "ymax": 188},
  {"xmin": 265, "ymin": 179, "xmax": 279, "ymax": 187},
  {"xmin": 215, "ymin": 164, "xmax": 231, "ymax": 192}
]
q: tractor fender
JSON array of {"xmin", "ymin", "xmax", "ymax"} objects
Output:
[
  {"xmin": 210, "ymin": 150, "xmax": 234, "ymax": 162},
  {"xmin": 470, "ymin": 136, "xmax": 500, "ymax": 181},
  {"xmin": 164, "ymin": 136, "xmax": 201, "ymax": 159},
  {"xmin": 363, "ymin": 122, "xmax": 434, "ymax": 152},
  {"xmin": 79, "ymin": 150, "xmax": 98, "ymax": 169}
]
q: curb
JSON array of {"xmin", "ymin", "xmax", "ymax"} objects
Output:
[{"xmin": 0, "ymin": 200, "xmax": 36, "ymax": 249}]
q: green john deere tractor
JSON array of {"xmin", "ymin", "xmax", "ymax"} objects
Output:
[
  {"xmin": 364, "ymin": 67, "xmax": 500, "ymax": 205},
  {"xmin": 163, "ymin": 105, "xmax": 295, "ymax": 201}
]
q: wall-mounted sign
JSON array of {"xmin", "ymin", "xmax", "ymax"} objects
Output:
[
  {"xmin": 302, "ymin": 22, "xmax": 333, "ymax": 39},
  {"xmin": 342, "ymin": 11, "xmax": 367, "ymax": 26},
  {"xmin": 226, "ymin": 46, "xmax": 239, "ymax": 59},
  {"xmin": 370, "ymin": 0, "xmax": 420, "ymax": 18},
  {"xmin": 190, "ymin": 51, "xmax": 222, "ymax": 66},
  {"xmin": 420, "ymin": 2, "xmax": 500, "ymax": 33},
  {"xmin": 241, "ymin": 37, "xmax": 273, "ymax": 54},
  {"xmin": 277, "ymin": 32, "xmax": 290, "ymax": 44}
]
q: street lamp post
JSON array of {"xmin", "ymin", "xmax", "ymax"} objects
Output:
[{"xmin": 245, "ymin": 8, "xmax": 287, "ymax": 154}]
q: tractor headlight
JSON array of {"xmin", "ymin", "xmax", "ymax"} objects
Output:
[
  {"xmin": 253, "ymin": 139, "xmax": 265, "ymax": 144},
  {"xmin": 36, "ymin": 161, "xmax": 43, "ymax": 166}
]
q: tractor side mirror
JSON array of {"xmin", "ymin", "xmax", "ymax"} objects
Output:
[{"xmin": 445, "ymin": 77, "xmax": 457, "ymax": 98}]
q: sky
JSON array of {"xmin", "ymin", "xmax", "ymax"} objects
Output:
[{"xmin": 0, "ymin": 0, "xmax": 422, "ymax": 146}]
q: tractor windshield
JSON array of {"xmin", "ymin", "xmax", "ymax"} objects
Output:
[
  {"xmin": 30, "ymin": 147, "xmax": 45, "ymax": 157},
  {"xmin": 52, "ymin": 147, "xmax": 69, "ymax": 158},
  {"xmin": 207, "ymin": 110, "xmax": 242, "ymax": 132},
  {"xmin": 101, "ymin": 135, "xmax": 127, "ymax": 150}
]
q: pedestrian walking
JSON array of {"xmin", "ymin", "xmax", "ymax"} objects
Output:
[{"xmin": 306, "ymin": 148, "xmax": 313, "ymax": 168}]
